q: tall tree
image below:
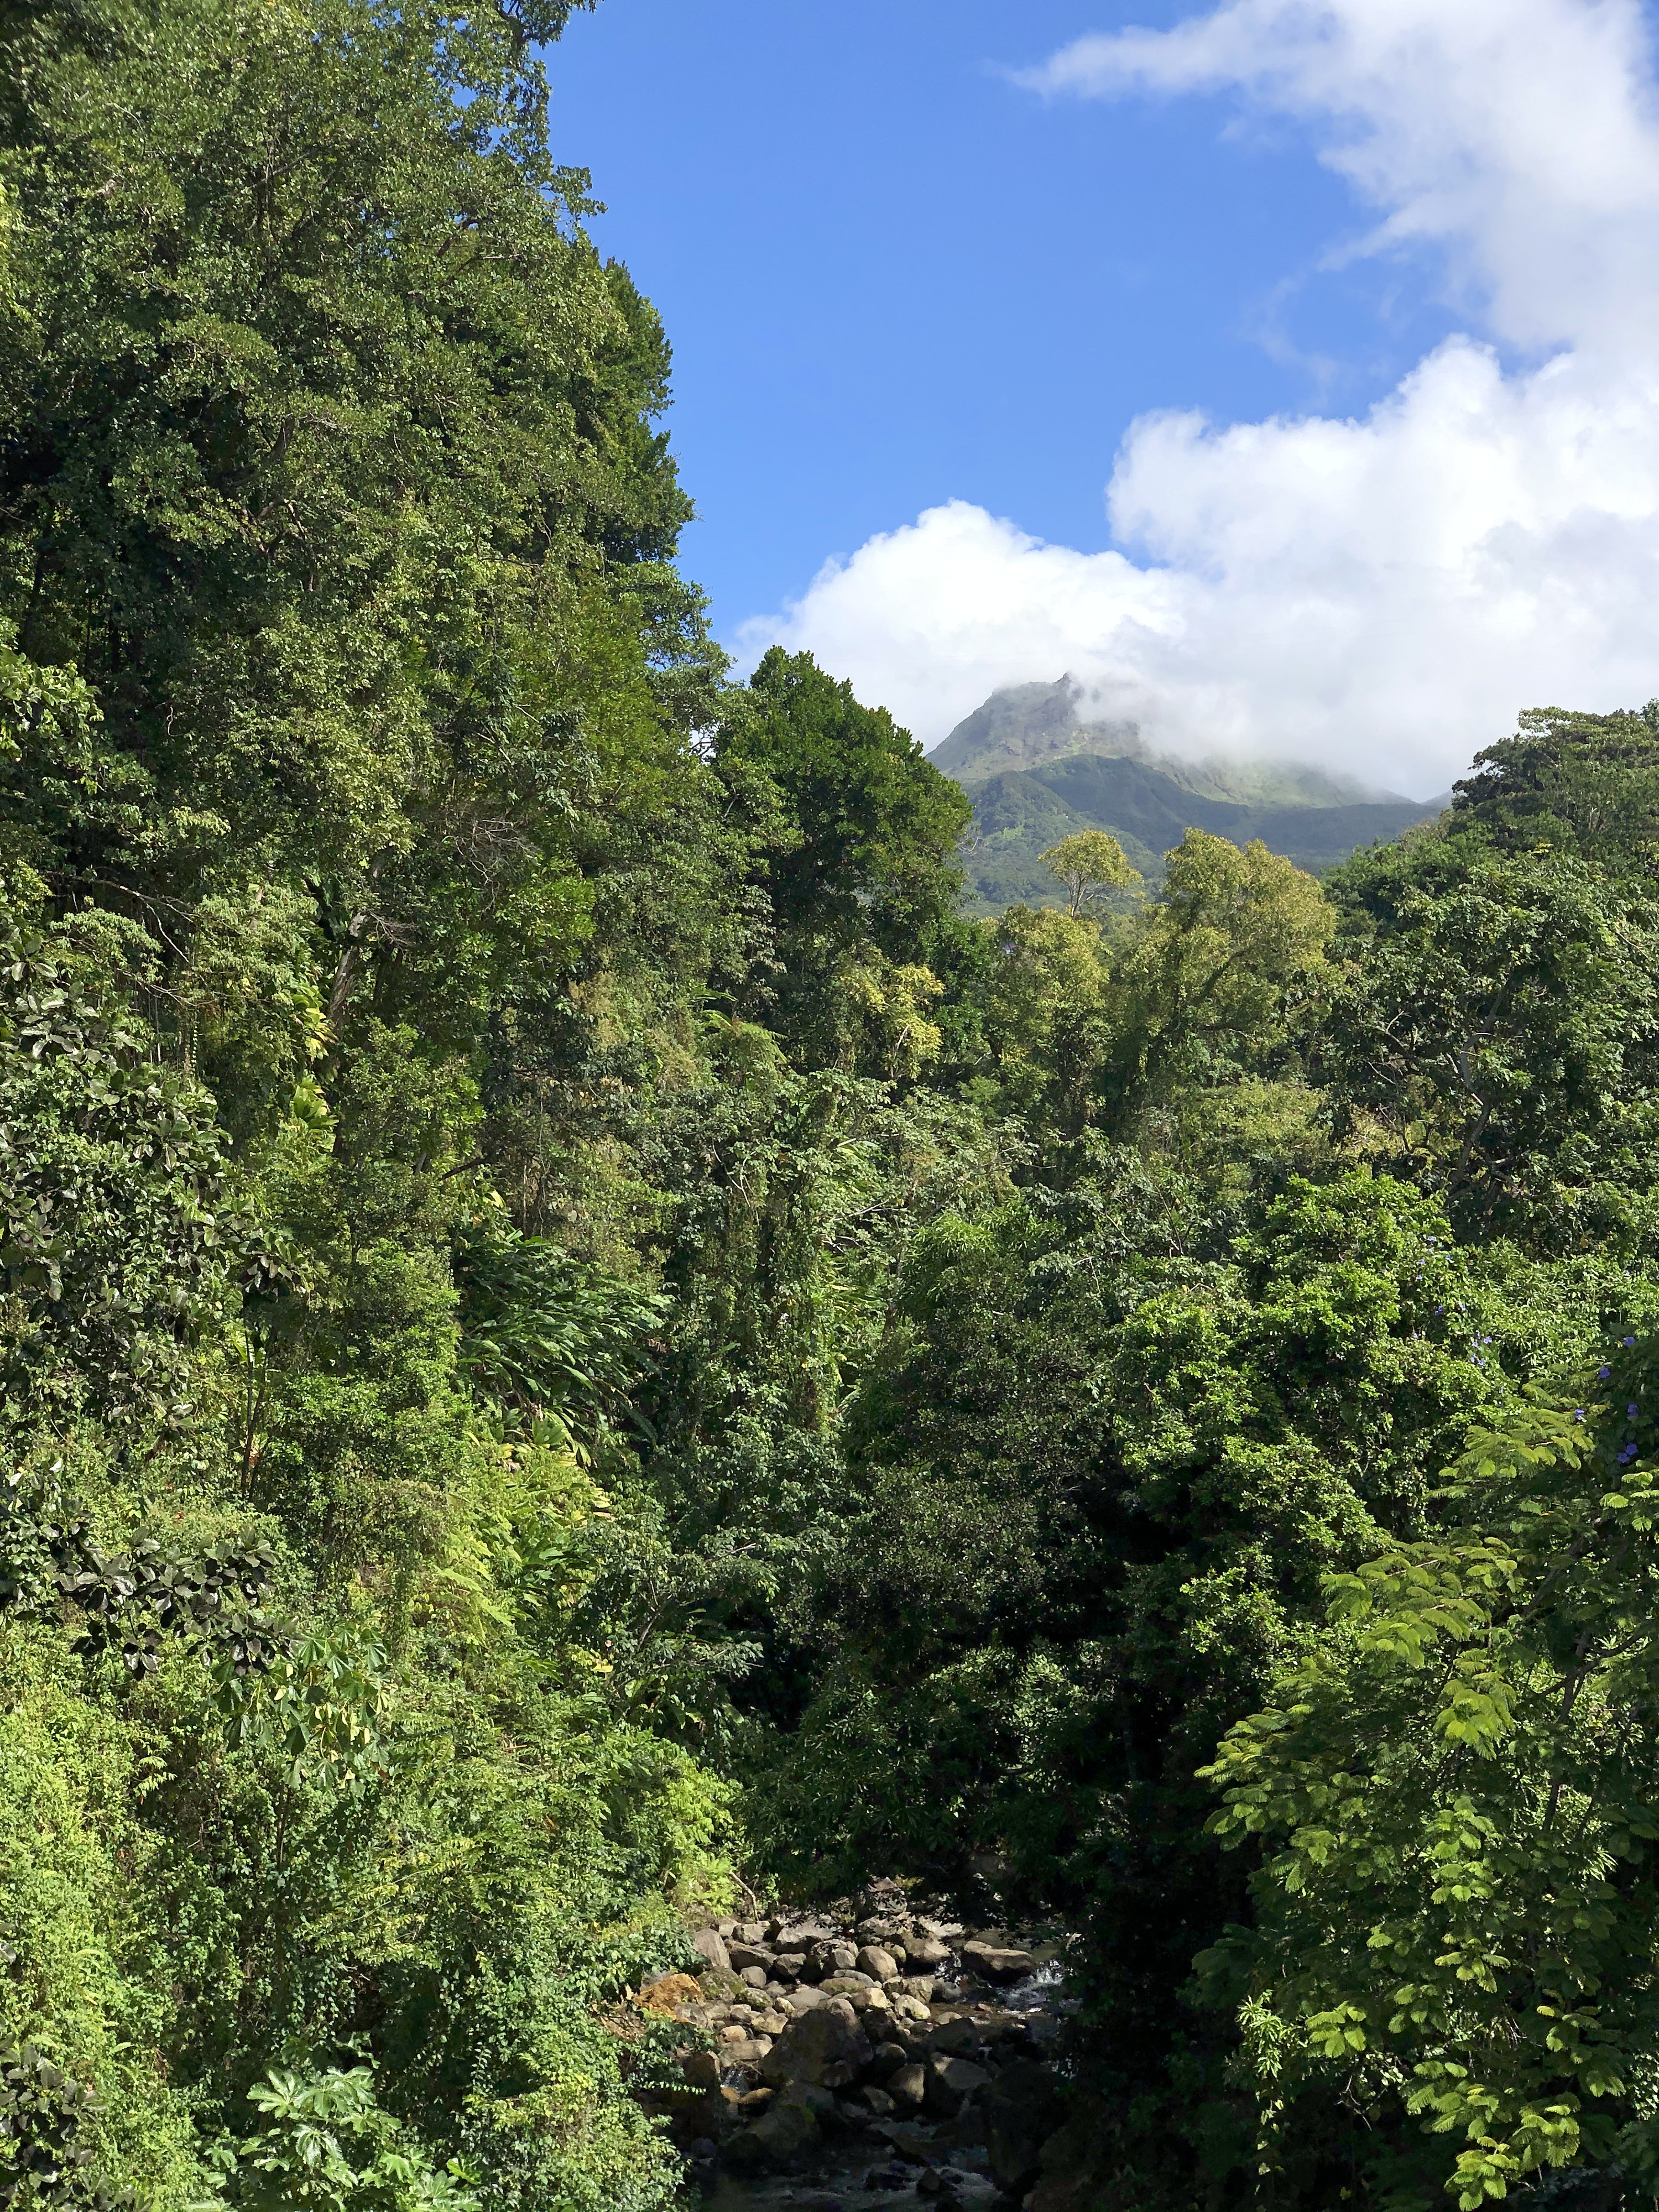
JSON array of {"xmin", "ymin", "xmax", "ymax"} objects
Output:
[{"xmin": 715, "ymin": 648, "xmax": 972, "ymax": 1070}]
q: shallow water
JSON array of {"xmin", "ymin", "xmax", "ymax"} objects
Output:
[
  {"xmin": 999, "ymin": 1964, "xmax": 1065, "ymax": 2014},
  {"xmin": 696, "ymin": 2128, "xmax": 1001, "ymax": 2211}
]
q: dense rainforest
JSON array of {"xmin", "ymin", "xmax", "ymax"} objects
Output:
[{"xmin": 6, "ymin": 3, "xmax": 1659, "ymax": 2210}]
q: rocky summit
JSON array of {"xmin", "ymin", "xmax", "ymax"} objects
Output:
[{"xmin": 630, "ymin": 1882, "xmax": 1089, "ymax": 2211}]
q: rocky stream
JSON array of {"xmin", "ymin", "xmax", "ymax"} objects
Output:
[{"xmin": 636, "ymin": 1880, "xmax": 1086, "ymax": 2212}]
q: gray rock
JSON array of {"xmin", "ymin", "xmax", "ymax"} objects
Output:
[
  {"xmin": 925, "ymin": 2053, "xmax": 992, "ymax": 2117},
  {"xmin": 760, "ymin": 2000, "xmax": 874, "ymax": 2089},
  {"xmin": 857, "ymin": 1880, "xmax": 910, "ymax": 1919},
  {"xmin": 779, "ymin": 2079, "xmax": 838, "ymax": 2117},
  {"xmin": 961, "ymin": 1940, "xmax": 1035, "ymax": 1984},
  {"xmin": 887, "ymin": 2062, "xmax": 927, "ymax": 2109},
  {"xmin": 773, "ymin": 1918, "xmax": 833, "ymax": 1947},
  {"xmin": 938, "ymin": 2105, "xmax": 989, "ymax": 2153},
  {"xmin": 784, "ymin": 1984, "xmax": 831, "ymax": 2015},
  {"xmin": 904, "ymin": 1933, "xmax": 952, "ymax": 1968},
  {"xmin": 1024, "ymin": 2093, "xmax": 1112, "ymax": 2212},
  {"xmin": 723, "ymin": 2098, "xmax": 820, "ymax": 2172},
  {"xmin": 873, "ymin": 2119, "xmax": 936, "ymax": 2164},
  {"xmin": 728, "ymin": 1941, "xmax": 775, "ymax": 1974},
  {"xmin": 857, "ymin": 1916, "xmax": 911, "ymax": 1947},
  {"xmin": 691, "ymin": 1927, "xmax": 732, "ymax": 1975},
  {"xmin": 740, "ymin": 1966, "xmax": 770, "ymax": 1989},
  {"xmin": 695, "ymin": 1966, "xmax": 748, "ymax": 2004},
  {"xmin": 857, "ymin": 1944, "xmax": 900, "ymax": 1981},
  {"xmin": 984, "ymin": 2058, "xmax": 1065, "ymax": 2197}
]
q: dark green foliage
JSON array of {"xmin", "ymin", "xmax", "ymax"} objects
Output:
[
  {"xmin": 1451, "ymin": 701, "xmax": 1659, "ymax": 859},
  {"xmin": 0, "ymin": 2046, "xmax": 126, "ymax": 2212},
  {"xmin": 726, "ymin": 649, "xmax": 971, "ymax": 964},
  {"xmin": 716, "ymin": 649, "xmax": 972, "ymax": 1070},
  {"xmin": 1323, "ymin": 834, "xmax": 1659, "ymax": 1248},
  {"xmin": 204, "ymin": 2062, "xmax": 478, "ymax": 2212},
  {"xmin": 0, "ymin": 886, "xmax": 230, "ymax": 1436},
  {"xmin": 0, "ymin": 1467, "xmax": 280, "ymax": 1676},
  {"xmin": 753, "ymin": 1170, "xmax": 1518, "ymax": 1978},
  {"xmin": 0, "ymin": 0, "xmax": 732, "ymax": 2202}
]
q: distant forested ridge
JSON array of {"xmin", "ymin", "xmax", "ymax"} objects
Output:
[
  {"xmin": 6, "ymin": 5, "xmax": 1659, "ymax": 2211},
  {"xmin": 939, "ymin": 677, "xmax": 1447, "ymax": 910}
]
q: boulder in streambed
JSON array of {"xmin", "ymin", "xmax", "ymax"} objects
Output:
[
  {"xmin": 902, "ymin": 1932, "xmax": 952, "ymax": 1969},
  {"xmin": 961, "ymin": 1938, "xmax": 1036, "ymax": 1983},
  {"xmin": 691, "ymin": 1927, "xmax": 732, "ymax": 1975},
  {"xmin": 924, "ymin": 2052, "xmax": 992, "ymax": 2116},
  {"xmin": 721, "ymin": 2094, "xmax": 821, "ymax": 2173},
  {"xmin": 886, "ymin": 2062, "xmax": 927, "ymax": 2110},
  {"xmin": 719, "ymin": 2036, "xmax": 769, "ymax": 2069},
  {"xmin": 807, "ymin": 1938, "xmax": 859, "ymax": 1980},
  {"xmin": 760, "ymin": 1999, "xmax": 874, "ymax": 2089},
  {"xmin": 782, "ymin": 1982, "xmax": 831, "ymax": 2015},
  {"xmin": 984, "ymin": 2057, "xmax": 1066, "ymax": 2197}
]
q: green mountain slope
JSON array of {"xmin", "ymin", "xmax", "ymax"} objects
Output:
[{"xmin": 938, "ymin": 680, "xmax": 1447, "ymax": 909}]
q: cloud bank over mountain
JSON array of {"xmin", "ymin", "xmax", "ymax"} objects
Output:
[{"xmin": 736, "ymin": 0, "xmax": 1659, "ymax": 797}]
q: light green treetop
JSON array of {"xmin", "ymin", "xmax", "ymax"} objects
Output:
[{"xmin": 1040, "ymin": 828, "xmax": 1143, "ymax": 917}]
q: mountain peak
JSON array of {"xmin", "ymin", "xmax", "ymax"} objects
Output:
[
  {"xmin": 927, "ymin": 676, "xmax": 1140, "ymax": 781},
  {"xmin": 929, "ymin": 676, "xmax": 1412, "ymax": 808}
]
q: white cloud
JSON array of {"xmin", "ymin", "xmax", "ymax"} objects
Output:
[
  {"xmin": 737, "ymin": 0, "xmax": 1659, "ymax": 796},
  {"xmin": 1021, "ymin": 0, "xmax": 1659, "ymax": 356}
]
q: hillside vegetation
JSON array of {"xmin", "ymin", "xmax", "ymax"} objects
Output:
[
  {"xmin": 6, "ymin": 6, "xmax": 1659, "ymax": 2212},
  {"xmin": 939, "ymin": 680, "xmax": 1444, "ymax": 911}
]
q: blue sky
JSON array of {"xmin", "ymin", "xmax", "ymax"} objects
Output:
[
  {"xmin": 547, "ymin": 0, "xmax": 1455, "ymax": 634},
  {"xmin": 545, "ymin": 1, "xmax": 1659, "ymax": 793}
]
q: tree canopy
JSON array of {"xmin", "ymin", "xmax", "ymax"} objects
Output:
[{"xmin": 7, "ymin": 3, "xmax": 1659, "ymax": 2208}]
